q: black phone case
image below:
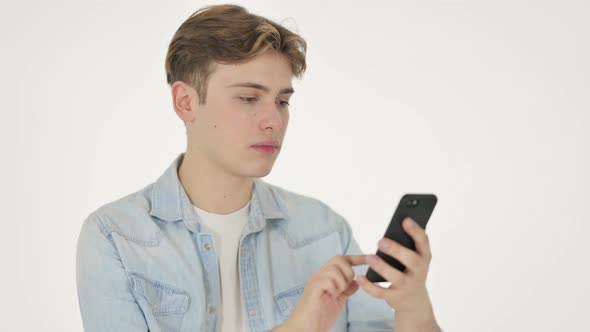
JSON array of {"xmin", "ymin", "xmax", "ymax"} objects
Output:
[{"xmin": 365, "ymin": 194, "xmax": 437, "ymax": 283}]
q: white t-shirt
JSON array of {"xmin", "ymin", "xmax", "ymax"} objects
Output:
[{"xmin": 192, "ymin": 201, "xmax": 250, "ymax": 332}]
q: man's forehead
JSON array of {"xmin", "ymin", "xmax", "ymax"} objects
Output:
[
  {"xmin": 226, "ymin": 81, "xmax": 294, "ymax": 95},
  {"xmin": 207, "ymin": 55, "xmax": 294, "ymax": 92},
  {"xmin": 213, "ymin": 52, "xmax": 292, "ymax": 74}
]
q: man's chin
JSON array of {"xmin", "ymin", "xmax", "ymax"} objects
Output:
[
  {"xmin": 242, "ymin": 163, "xmax": 274, "ymax": 178},
  {"xmin": 250, "ymin": 168, "xmax": 273, "ymax": 178}
]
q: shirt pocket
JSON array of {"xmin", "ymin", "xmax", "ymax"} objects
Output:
[
  {"xmin": 129, "ymin": 272, "xmax": 190, "ymax": 332},
  {"xmin": 273, "ymin": 282, "xmax": 306, "ymax": 323}
]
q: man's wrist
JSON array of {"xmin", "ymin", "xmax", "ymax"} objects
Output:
[
  {"xmin": 394, "ymin": 308, "xmax": 439, "ymax": 332},
  {"xmin": 270, "ymin": 321, "xmax": 295, "ymax": 332},
  {"xmin": 270, "ymin": 323, "xmax": 287, "ymax": 332}
]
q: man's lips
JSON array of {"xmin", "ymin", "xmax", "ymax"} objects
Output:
[
  {"xmin": 252, "ymin": 146, "xmax": 277, "ymax": 154},
  {"xmin": 251, "ymin": 141, "xmax": 280, "ymax": 154},
  {"xmin": 252, "ymin": 140, "xmax": 280, "ymax": 148}
]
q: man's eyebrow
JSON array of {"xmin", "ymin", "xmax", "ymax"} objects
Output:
[{"xmin": 226, "ymin": 82, "xmax": 295, "ymax": 95}]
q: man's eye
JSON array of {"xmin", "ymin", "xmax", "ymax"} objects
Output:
[
  {"xmin": 239, "ymin": 96, "xmax": 258, "ymax": 103},
  {"xmin": 277, "ymin": 100, "xmax": 290, "ymax": 107}
]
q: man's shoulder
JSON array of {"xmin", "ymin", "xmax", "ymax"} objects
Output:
[{"xmin": 84, "ymin": 183, "xmax": 161, "ymax": 245}]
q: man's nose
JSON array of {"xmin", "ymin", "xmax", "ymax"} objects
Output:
[{"xmin": 259, "ymin": 101, "xmax": 284, "ymax": 131}]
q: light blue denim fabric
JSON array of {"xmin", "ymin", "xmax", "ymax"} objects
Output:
[{"xmin": 76, "ymin": 153, "xmax": 440, "ymax": 332}]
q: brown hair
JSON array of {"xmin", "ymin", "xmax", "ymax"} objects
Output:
[{"xmin": 165, "ymin": 4, "xmax": 307, "ymax": 105}]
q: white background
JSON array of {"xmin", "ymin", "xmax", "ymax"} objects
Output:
[{"xmin": 2, "ymin": 0, "xmax": 588, "ymax": 331}]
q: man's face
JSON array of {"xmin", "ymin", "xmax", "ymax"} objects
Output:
[{"xmin": 189, "ymin": 51, "xmax": 293, "ymax": 178}]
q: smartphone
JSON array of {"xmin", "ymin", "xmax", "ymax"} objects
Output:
[{"xmin": 365, "ymin": 194, "xmax": 437, "ymax": 283}]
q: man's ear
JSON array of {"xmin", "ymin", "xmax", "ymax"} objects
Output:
[{"xmin": 171, "ymin": 81, "xmax": 199, "ymax": 125}]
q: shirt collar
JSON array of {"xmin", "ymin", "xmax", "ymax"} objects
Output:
[{"xmin": 149, "ymin": 153, "xmax": 286, "ymax": 230}]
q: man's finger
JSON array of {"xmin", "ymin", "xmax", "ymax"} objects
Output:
[
  {"xmin": 315, "ymin": 276, "xmax": 339, "ymax": 298},
  {"xmin": 343, "ymin": 254, "xmax": 369, "ymax": 266},
  {"xmin": 377, "ymin": 238, "xmax": 421, "ymax": 272},
  {"xmin": 402, "ymin": 217, "xmax": 432, "ymax": 259},
  {"xmin": 339, "ymin": 280, "xmax": 360, "ymax": 300},
  {"xmin": 356, "ymin": 275, "xmax": 389, "ymax": 300},
  {"xmin": 330, "ymin": 257, "xmax": 355, "ymax": 282},
  {"xmin": 321, "ymin": 265, "xmax": 349, "ymax": 294},
  {"xmin": 365, "ymin": 254, "xmax": 405, "ymax": 285}
]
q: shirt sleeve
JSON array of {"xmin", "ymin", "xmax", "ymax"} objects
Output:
[{"xmin": 76, "ymin": 212, "xmax": 148, "ymax": 332}]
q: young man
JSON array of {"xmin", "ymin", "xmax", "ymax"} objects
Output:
[{"xmin": 76, "ymin": 4, "xmax": 442, "ymax": 332}]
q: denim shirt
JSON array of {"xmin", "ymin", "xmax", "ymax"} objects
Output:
[{"xmin": 76, "ymin": 153, "xmax": 399, "ymax": 332}]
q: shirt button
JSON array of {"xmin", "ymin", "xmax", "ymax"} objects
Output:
[
  {"xmin": 204, "ymin": 243, "xmax": 211, "ymax": 251},
  {"xmin": 249, "ymin": 310, "xmax": 257, "ymax": 317},
  {"xmin": 208, "ymin": 304, "xmax": 216, "ymax": 314}
]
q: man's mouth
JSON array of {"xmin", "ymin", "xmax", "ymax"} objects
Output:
[
  {"xmin": 251, "ymin": 144, "xmax": 279, "ymax": 154},
  {"xmin": 251, "ymin": 139, "xmax": 280, "ymax": 154}
]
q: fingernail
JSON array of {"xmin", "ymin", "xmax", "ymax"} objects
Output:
[
  {"xmin": 404, "ymin": 218, "xmax": 414, "ymax": 228},
  {"xmin": 378, "ymin": 239, "xmax": 390, "ymax": 250}
]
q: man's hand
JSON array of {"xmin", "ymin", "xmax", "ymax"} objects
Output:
[
  {"xmin": 280, "ymin": 254, "xmax": 367, "ymax": 332},
  {"xmin": 356, "ymin": 217, "xmax": 439, "ymax": 331}
]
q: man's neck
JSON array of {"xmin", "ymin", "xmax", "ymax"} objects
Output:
[{"xmin": 178, "ymin": 151, "xmax": 254, "ymax": 215}]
